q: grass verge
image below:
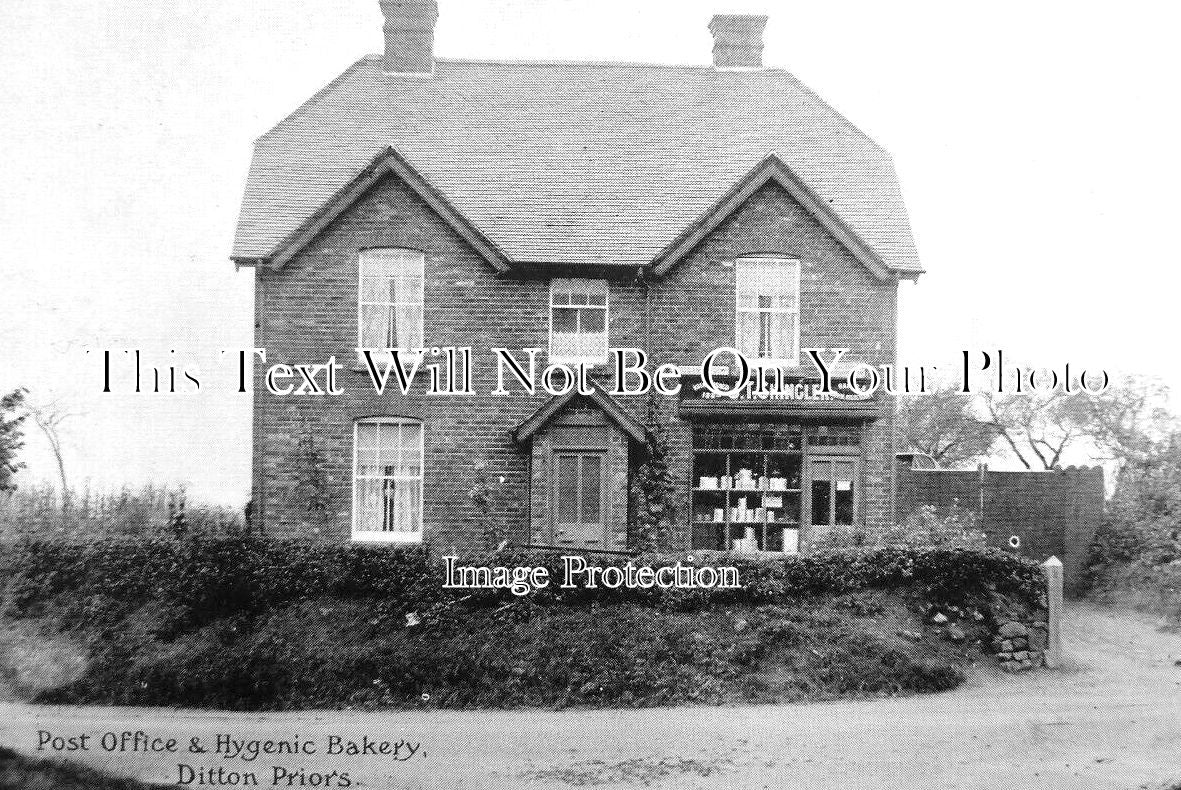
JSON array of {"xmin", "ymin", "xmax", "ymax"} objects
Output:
[
  {"xmin": 0, "ymin": 590, "xmax": 992, "ymax": 710},
  {"xmin": 0, "ymin": 745, "xmax": 156, "ymax": 790}
]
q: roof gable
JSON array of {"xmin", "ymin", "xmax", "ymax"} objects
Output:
[
  {"xmin": 651, "ymin": 154, "xmax": 905, "ymax": 281},
  {"xmin": 512, "ymin": 386, "xmax": 647, "ymax": 445},
  {"xmin": 232, "ymin": 57, "xmax": 922, "ymax": 276},
  {"xmin": 239, "ymin": 146, "xmax": 510, "ymax": 272}
]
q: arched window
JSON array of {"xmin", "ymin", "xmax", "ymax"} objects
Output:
[
  {"xmin": 353, "ymin": 418, "xmax": 424, "ymax": 542},
  {"xmin": 358, "ymin": 248, "xmax": 424, "ymax": 352}
]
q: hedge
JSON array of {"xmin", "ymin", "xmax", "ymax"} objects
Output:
[{"xmin": 0, "ymin": 535, "xmax": 1045, "ymax": 624}]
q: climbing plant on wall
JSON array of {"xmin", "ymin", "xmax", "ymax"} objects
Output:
[
  {"xmin": 291, "ymin": 418, "xmax": 331, "ymax": 529},
  {"xmin": 632, "ymin": 394, "xmax": 677, "ymax": 552}
]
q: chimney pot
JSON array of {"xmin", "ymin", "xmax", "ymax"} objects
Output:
[
  {"xmin": 709, "ymin": 14, "xmax": 768, "ymax": 70},
  {"xmin": 379, "ymin": 0, "xmax": 438, "ymax": 74}
]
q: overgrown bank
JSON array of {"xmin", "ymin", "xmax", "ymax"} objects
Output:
[
  {"xmin": 0, "ymin": 745, "xmax": 155, "ymax": 790},
  {"xmin": 0, "ymin": 537, "xmax": 1045, "ymax": 710}
]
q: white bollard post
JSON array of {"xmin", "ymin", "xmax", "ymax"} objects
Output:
[{"xmin": 1041, "ymin": 556, "xmax": 1063, "ymax": 669}]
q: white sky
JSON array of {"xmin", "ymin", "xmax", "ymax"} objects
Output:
[{"xmin": 1, "ymin": 0, "xmax": 1178, "ymax": 506}]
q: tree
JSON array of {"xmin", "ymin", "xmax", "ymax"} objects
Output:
[
  {"xmin": 26, "ymin": 400, "xmax": 77, "ymax": 503},
  {"xmin": 979, "ymin": 376, "xmax": 1174, "ymax": 471},
  {"xmin": 978, "ymin": 389, "xmax": 1078, "ymax": 470},
  {"xmin": 896, "ymin": 383, "xmax": 996, "ymax": 467},
  {"xmin": 0, "ymin": 388, "xmax": 28, "ymax": 493},
  {"xmin": 899, "ymin": 375, "xmax": 1176, "ymax": 472},
  {"xmin": 1061, "ymin": 375, "xmax": 1173, "ymax": 465}
]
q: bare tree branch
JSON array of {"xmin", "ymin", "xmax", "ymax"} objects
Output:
[{"xmin": 26, "ymin": 398, "xmax": 79, "ymax": 502}]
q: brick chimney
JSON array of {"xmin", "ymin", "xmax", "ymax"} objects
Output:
[
  {"xmin": 379, "ymin": 0, "xmax": 438, "ymax": 74},
  {"xmin": 709, "ymin": 14, "xmax": 768, "ymax": 70}
]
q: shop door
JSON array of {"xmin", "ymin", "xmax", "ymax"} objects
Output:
[
  {"xmin": 808, "ymin": 457, "xmax": 857, "ymax": 529},
  {"xmin": 552, "ymin": 452, "xmax": 607, "ymax": 547}
]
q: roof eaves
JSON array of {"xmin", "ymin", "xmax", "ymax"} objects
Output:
[
  {"xmin": 650, "ymin": 153, "xmax": 893, "ymax": 281},
  {"xmin": 264, "ymin": 146, "xmax": 512, "ymax": 272}
]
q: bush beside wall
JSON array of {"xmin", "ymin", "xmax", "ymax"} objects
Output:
[
  {"xmin": 1, "ymin": 536, "xmax": 1045, "ymax": 622},
  {"xmin": 0, "ymin": 536, "xmax": 1044, "ymax": 710}
]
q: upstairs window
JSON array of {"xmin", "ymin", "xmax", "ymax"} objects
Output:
[
  {"xmin": 549, "ymin": 279, "xmax": 608, "ymax": 364},
  {"xmin": 736, "ymin": 257, "xmax": 799, "ymax": 365},
  {"xmin": 358, "ymin": 248, "xmax": 424, "ymax": 352},
  {"xmin": 353, "ymin": 418, "xmax": 423, "ymax": 542}
]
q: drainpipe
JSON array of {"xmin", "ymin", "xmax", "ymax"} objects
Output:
[{"xmin": 636, "ymin": 265, "xmax": 652, "ymax": 359}]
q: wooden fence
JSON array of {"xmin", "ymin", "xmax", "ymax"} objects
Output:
[{"xmin": 896, "ymin": 461, "xmax": 1104, "ymax": 596}]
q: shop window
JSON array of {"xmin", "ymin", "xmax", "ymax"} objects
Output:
[
  {"xmin": 353, "ymin": 418, "xmax": 423, "ymax": 542},
  {"xmin": 691, "ymin": 424, "xmax": 804, "ymax": 554},
  {"xmin": 550, "ymin": 279, "xmax": 608, "ymax": 364},
  {"xmin": 735, "ymin": 257, "xmax": 799, "ymax": 365},
  {"xmin": 691, "ymin": 423, "xmax": 861, "ymax": 553}
]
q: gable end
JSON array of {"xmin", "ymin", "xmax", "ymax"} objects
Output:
[
  {"xmin": 650, "ymin": 154, "xmax": 917, "ymax": 281},
  {"xmin": 235, "ymin": 146, "xmax": 511, "ymax": 273}
]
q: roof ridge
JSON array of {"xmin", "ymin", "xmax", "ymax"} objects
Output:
[
  {"xmin": 358, "ymin": 53, "xmax": 882, "ymax": 152},
  {"xmin": 365, "ymin": 52, "xmax": 806, "ymax": 72}
]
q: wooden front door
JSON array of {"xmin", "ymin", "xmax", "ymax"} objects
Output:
[
  {"xmin": 807, "ymin": 456, "xmax": 858, "ymax": 530},
  {"xmin": 552, "ymin": 451, "xmax": 607, "ymax": 548}
]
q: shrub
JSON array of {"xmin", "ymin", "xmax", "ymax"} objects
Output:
[
  {"xmin": 1083, "ymin": 436, "xmax": 1181, "ymax": 601},
  {"xmin": 812, "ymin": 504, "xmax": 987, "ymax": 552},
  {"xmin": 0, "ymin": 482, "xmax": 244, "ymax": 541},
  {"xmin": 1, "ymin": 534, "xmax": 1045, "ymax": 623},
  {"xmin": 2, "ymin": 535, "xmax": 1033, "ymax": 711}
]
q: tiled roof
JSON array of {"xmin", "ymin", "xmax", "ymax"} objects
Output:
[{"xmin": 232, "ymin": 56, "xmax": 922, "ymax": 274}]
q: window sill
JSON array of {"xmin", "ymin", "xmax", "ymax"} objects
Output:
[
  {"xmin": 745, "ymin": 358, "xmax": 801, "ymax": 370},
  {"xmin": 547, "ymin": 356, "xmax": 607, "ymax": 368},
  {"xmin": 351, "ymin": 532, "xmax": 423, "ymax": 544}
]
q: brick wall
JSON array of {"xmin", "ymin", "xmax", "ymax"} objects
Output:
[
  {"xmin": 896, "ymin": 462, "xmax": 1104, "ymax": 595},
  {"xmin": 637, "ymin": 180, "xmax": 899, "ymax": 537},
  {"xmin": 252, "ymin": 172, "xmax": 899, "ymax": 549}
]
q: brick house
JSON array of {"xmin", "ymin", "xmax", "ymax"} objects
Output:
[{"xmin": 231, "ymin": 2, "xmax": 923, "ymax": 554}]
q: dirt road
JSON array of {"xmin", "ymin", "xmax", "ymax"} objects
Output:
[{"xmin": 1, "ymin": 604, "xmax": 1179, "ymax": 789}]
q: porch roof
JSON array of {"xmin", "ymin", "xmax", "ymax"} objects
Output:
[{"xmin": 511, "ymin": 387, "xmax": 648, "ymax": 445}]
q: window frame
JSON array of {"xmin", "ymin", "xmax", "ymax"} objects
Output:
[
  {"xmin": 356, "ymin": 247, "xmax": 426, "ymax": 359},
  {"xmin": 351, "ymin": 417, "xmax": 425, "ymax": 544},
  {"xmin": 548, "ymin": 278, "xmax": 609, "ymax": 366},
  {"xmin": 734, "ymin": 256, "xmax": 801, "ymax": 368}
]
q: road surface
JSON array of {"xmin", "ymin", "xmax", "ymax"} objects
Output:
[{"xmin": 1, "ymin": 604, "xmax": 1179, "ymax": 789}]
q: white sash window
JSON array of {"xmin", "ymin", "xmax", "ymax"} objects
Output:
[
  {"xmin": 358, "ymin": 248, "xmax": 424, "ymax": 353},
  {"xmin": 736, "ymin": 257, "xmax": 800, "ymax": 366},
  {"xmin": 353, "ymin": 418, "xmax": 424, "ymax": 542},
  {"xmin": 549, "ymin": 278, "xmax": 608, "ymax": 364}
]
